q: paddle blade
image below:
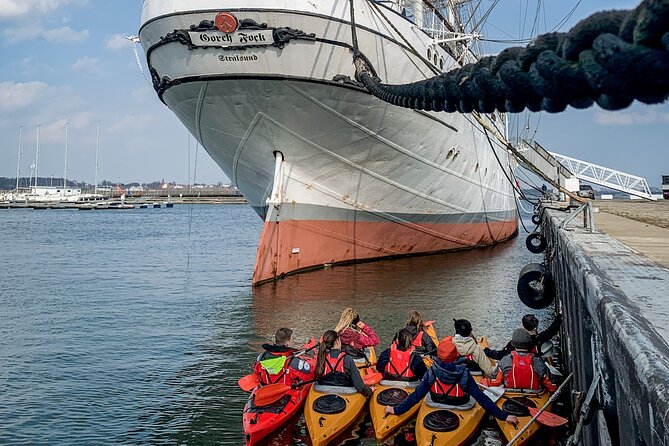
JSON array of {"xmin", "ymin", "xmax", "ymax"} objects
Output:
[
  {"xmin": 424, "ymin": 321, "xmax": 439, "ymax": 345},
  {"xmin": 238, "ymin": 374, "xmax": 260, "ymax": 392},
  {"xmin": 363, "ymin": 372, "xmax": 382, "ymax": 386},
  {"xmin": 528, "ymin": 407, "xmax": 569, "ymax": 427},
  {"xmin": 254, "ymin": 383, "xmax": 291, "ymax": 406}
]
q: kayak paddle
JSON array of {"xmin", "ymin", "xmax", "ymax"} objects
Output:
[
  {"xmin": 253, "ymin": 383, "xmax": 291, "ymax": 406},
  {"xmin": 362, "ymin": 371, "xmax": 383, "ymax": 386},
  {"xmin": 238, "ymin": 374, "xmax": 260, "ymax": 392},
  {"xmin": 477, "ymin": 383, "xmax": 568, "ymax": 427}
]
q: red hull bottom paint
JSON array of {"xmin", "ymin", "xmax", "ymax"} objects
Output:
[{"xmin": 252, "ymin": 219, "xmax": 518, "ymax": 285}]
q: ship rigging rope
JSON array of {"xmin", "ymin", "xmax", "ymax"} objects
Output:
[{"xmin": 353, "ymin": 0, "xmax": 669, "ymax": 113}]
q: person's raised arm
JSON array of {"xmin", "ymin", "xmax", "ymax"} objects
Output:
[
  {"xmin": 537, "ymin": 314, "xmax": 562, "ymax": 345},
  {"xmin": 354, "ymin": 321, "xmax": 379, "ymax": 348}
]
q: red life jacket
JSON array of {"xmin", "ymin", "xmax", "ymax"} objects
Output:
[
  {"xmin": 324, "ymin": 351, "xmax": 346, "ymax": 374},
  {"xmin": 254, "ymin": 352, "xmax": 291, "ymax": 386},
  {"xmin": 412, "ymin": 332, "xmax": 424, "ymax": 348},
  {"xmin": 507, "ymin": 351, "xmax": 540, "ymax": 390},
  {"xmin": 430, "ymin": 378, "xmax": 466, "ymax": 399},
  {"xmin": 386, "ymin": 344, "xmax": 416, "ymax": 380}
]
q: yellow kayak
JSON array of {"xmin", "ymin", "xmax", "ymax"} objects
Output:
[
  {"xmin": 415, "ymin": 375, "xmax": 486, "ymax": 446},
  {"xmin": 495, "ymin": 390, "xmax": 551, "ymax": 445},
  {"xmin": 422, "ymin": 322, "xmax": 439, "ymax": 368},
  {"xmin": 370, "ymin": 380, "xmax": 420, "ymax": 441},
  {"xmin": 304, "ymin": 384, "xmax": 367, "ymax": 446},
  {"xmin": 352, "ymin": 347, "xmax": 377, "ymax": 372}
]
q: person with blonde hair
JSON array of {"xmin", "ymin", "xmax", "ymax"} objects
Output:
[{"xmin": 335, "ymin": 308, "xmax": 379, "ymax": 359}]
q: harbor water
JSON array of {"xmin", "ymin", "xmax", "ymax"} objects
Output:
[{"xmin": 0, "ymin": 205, "xmax": 553, "ymax": 445}]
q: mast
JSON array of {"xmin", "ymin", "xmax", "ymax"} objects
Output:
[
  {"xmin": 64, "ymin": 122, "xmax": 69, "ymax": 190},
  {"xmin": 94, "ymin": 121, "xmax": 100, "ymax": 195},
  {"xmin": 34, "ymin": 124, "xmax": 41, "ymax": 189},
  {"xmin": 15, "ymin": 126, "xmax": 23, "ymax": 192}
]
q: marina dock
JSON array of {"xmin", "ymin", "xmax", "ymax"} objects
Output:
[{"xmin": 539, "ymin": 201, "xmax": 669, "ymax": 445}]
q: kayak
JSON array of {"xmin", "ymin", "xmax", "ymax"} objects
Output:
[
  {"xmin": 495, "ymin": 390, "xmax": 551, "ymax": 446},
  {"xmin": 352, "ymin": 347, "xmax": 377, "ymax": 375},
  {"xmin": 414, "ymin": 375, "xmax": 486, "ymax": 446},
  {"xmin": 242, "ymin": 342, "xmax": 317, "ymax": 446},
  {"xmin": 304, "ymin": 384, "xmax": 368, "ymax": 446},
  {"xmin": 370, "ymin": 379, "xmax": 420, "ymax": 441},
  {"xmin": 422, "ymin": 321, "xmax": 439, "ymax": 368},
  {"xmin": 243, "ymin": 382, "xmax": 312, "ymax": 445},
  {"xmin": 414, "ymin": 337, "xmax": 492, "ymax": 446}
]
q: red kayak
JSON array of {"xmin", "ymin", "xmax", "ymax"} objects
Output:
[{"xmin": 243, "ymin": 342, "xmax": 317, "ymax": 445}]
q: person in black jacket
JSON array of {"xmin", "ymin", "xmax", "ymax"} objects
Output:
[
  {"xmin": 400, "ymin": 310, "xmax": 438, "ymax": 355},
  {"xmin": 377, "ymin": 329, "xmax": 428, "ymax": 381},
  {"xmin": 484, "ymin": 313, "xmax": 562, "ymax": 361}
]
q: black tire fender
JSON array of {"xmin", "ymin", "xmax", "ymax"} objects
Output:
[
  {"xmin": 531, "ymin": 214, "xmax": 541, "ymax": 225},
  {"xmin": 517, "ymin": 263, "xmax": 556, "ymax": 309},
  {"xmin": 526, "ymin": 232, "xmax": 547, "ymax": 254}
]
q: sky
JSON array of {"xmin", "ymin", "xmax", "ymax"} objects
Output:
[{"xmin": 0, "ymin": 0, "xmax": 667, "ymax": 188}]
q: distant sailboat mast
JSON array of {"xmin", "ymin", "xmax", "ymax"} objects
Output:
[
  {"xmin": 33, "ymin": 124, "xmax": 40, "ymax": 189},
  {"xmin": 94, "ymin": 121, "xmax": 100, "ymax": 195},
  {"xmin": 15, "ymin": 126, "xmax": 23, "ymax": 192},
  {"xmin": 64, "ymin": 122, "xmax": 69, "ymax": 190}
]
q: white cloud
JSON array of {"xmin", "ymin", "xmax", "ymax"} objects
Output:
[
  {"xmin": 0, "ymin": 81, "xmax": 49, "ymax": 111},
  {"xmin": 72, "ymin": 57, "xmax": 100, "ymax": 74},
  {"xmin": 109, "ymin": 113, "xmax": 157, "ymax": 134},
  {"xmin": 39, "ymin": 112, "xmax": 95, "ymax": 143},
  {"xmin": 4, "ymin": 25, "xmax": 89, "ymax": 44},
  {"xmin": 594, "ymin": 110, "xmax": 669, "ymax": 126},
  {"xmin": 0, "ymin": 0, "xmax": 85, "ymax": 19},
  {"xmin": 106, "ymin": 33, "xmax": 133, "ymax": 51}
]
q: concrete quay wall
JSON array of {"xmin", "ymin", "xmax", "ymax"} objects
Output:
[{"xmin": 542, "ymin": 208, "xmax": 669, "ymax": 445}]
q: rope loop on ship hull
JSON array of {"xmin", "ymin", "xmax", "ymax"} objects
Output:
[{"xmin": 354, "ymin": 0, "xmax": 669, "ymax": 113}]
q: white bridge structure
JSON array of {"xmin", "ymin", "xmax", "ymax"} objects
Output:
[
  {"xmin": 550, "ymin": 152, "xmax": 656, "ymax": 201},
  {"xmin": 513, "ymin": 140, "xmax": 656, "ymax": 201}
]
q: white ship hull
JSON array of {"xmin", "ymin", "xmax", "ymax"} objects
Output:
[{"xmin": 140, "ymin": 0, "xmax": 518, "ymax": 284}]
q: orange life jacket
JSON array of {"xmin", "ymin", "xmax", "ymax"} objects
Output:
[
  {"xmin": 507, "ymin": 351, "xmax": 540, "ymax": 390},
  {"xmin": 386, "ymin": 344, "xmax": 416, "ymax": 380}
]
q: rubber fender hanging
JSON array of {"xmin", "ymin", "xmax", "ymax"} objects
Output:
[
  {"xmin": 526, "ymin": 232, "xmax": 547, "ymax": 254},
  {"xmin": 531, "ymin": 214, "xmax": 541, "ymax": 225},
  {"xmin": 517, "ymin": 263, "xmax": 556, "ymax": 309}
]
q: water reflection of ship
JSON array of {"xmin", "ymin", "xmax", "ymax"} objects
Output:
[
  {"xmin": 250, "ymin": 237, "xmax": 526, "ymax": 348},
  {"xmin": 140, "ymin": 0, "xmax": 519, "ymax": 286}
]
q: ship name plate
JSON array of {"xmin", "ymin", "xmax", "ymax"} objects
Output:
[{"xmin": 188, "ymin": 30, "xmax": 273, "ymax": 47}]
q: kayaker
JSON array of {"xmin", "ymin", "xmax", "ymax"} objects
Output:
[
  {"xmin": 254, "ymin": 328, "xmax": 314, "ymax": 386},
  {"xmin": 490, "ymin": 329, "xmax": 557, "ymax": 392},
  {"xmin": 315, "ymin": 330, "xmax": 374, "ymax": 397},
  {"xmin": 377, "ymin": 328, "xmax": 428, "ymax": 381},
  {"xmin": 451, "ymin": 318, "xmax": 497, "ymax": 377},
  {"xmin": 335, "ymin": 307, "xmax": 379, "ymax": 359},
  {"xmin": 484, "ymin": 312, "xmax": 563, "ymax": 360},
  {"xmin": 402, "ymin": 310, "xmax": 437, "ymax": 354},
  {"xmin": 384, "ymin": 339, "xmax": 518, "ymax": 427}
]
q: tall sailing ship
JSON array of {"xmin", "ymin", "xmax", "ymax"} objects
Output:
[{"xmin": 139, "ymin": 0, "xmax": 518, "ymax": 285}]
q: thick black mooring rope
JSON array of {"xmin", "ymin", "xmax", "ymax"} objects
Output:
[{"xmin": 354, "ymin": 0, "xmax": 669, "ymax": 113}]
